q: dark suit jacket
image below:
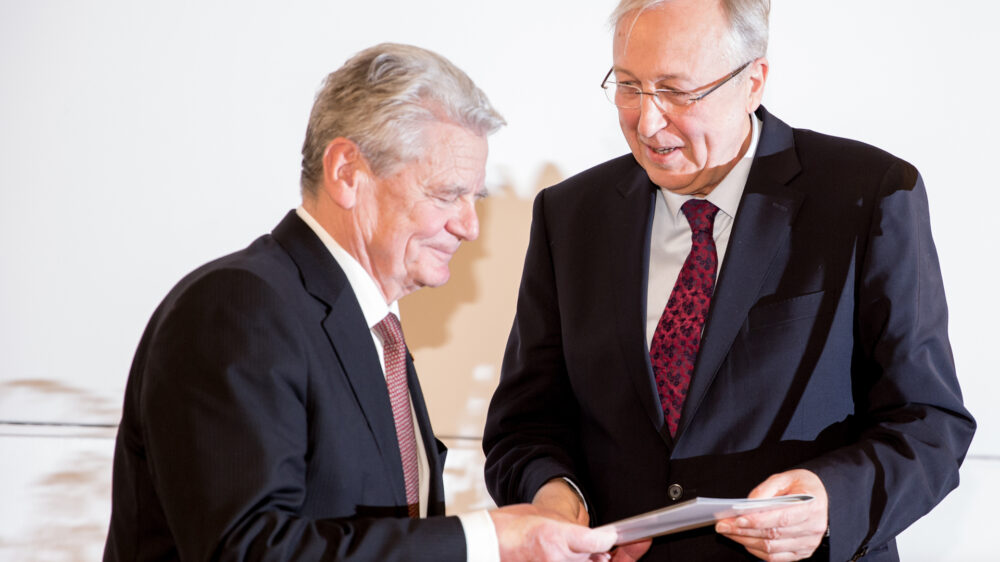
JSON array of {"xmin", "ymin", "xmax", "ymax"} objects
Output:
[
  {"xmin": 105, "ymin": 212, "xmax": 466, "ymax": 561},
  {"xmin": 483, "ymin": 108, "xmax": 975, "ymax": 561}
]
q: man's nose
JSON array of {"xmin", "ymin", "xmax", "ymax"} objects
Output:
[
  {"xmin": 636, "ymin": 93, "xmax": 670, "ymax": 139},
  {"xmin": 448, "ymin": 199, "xmax": 479, "ymax": 242}
]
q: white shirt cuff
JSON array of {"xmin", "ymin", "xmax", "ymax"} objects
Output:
[
  {"xmin": 561, "ymin": 477, "xmax": 589, "ymax": 516},
  {"xmin": 457, "ymin": 509, "xmax": 500, "ymax": 562}
]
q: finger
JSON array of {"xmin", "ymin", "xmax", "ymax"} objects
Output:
[
  {"xmin": 717, "ymin": 517, "xmax": 823, "ymax": 543},
  {"xmin": 725, "ymin": 527, "xmax": 824, "ymax": 560},
  {"xmin": 719, "ymin": 521, "xmax": 815, "ymax": 541},
  {"xmin": 610, "ymin": 539, "xmax": 652, "ymax": 562},
  {"xmin": 744, "ymin": 541, "xmax": 819, "ymax": 562},
  {"xmin": 748, "ymin": 472, "xmax": 794, "ymax": 499},
  {"xmin": 734, "ymin": 536, "xmax": 813, "ymax": 561},
  {"xmin": 743, "ymin": 545, "xmax": 800, "ymax": 562},
  {"xmin": 567, "ymin": 526, "xmax": 617, "ymax": 554},
  {"xmin": 721, "ymin": 506, "xmax": 811, "ymax": 532},
  {"xmin": 609, "ymin": 551, "xmax": 634, "ymax": 562}
]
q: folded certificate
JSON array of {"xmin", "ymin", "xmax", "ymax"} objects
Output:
[{"xmin": 597, "ymin": 495, "xmax": 814, "ymax": 544}]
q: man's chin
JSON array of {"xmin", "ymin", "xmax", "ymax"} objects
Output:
[
  {"xmin": 415, "ymin": 268, "xmax": 452, "ymax": 289},
  {"xmin": 644, "ymin": 169, "xmax": 702, "ymax": 195}
]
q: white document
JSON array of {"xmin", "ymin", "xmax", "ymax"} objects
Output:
[{"xmin": 597, "ymin": 495, "xmax": 814, "ymax": 544}]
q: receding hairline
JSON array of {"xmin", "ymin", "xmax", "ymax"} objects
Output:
[
  {"xmin": 609, "ymin": 0, "xmax": 769, "ymax": 66},
  {"xmin": 611, "ymin": 1, "xmax": 736, "ymax": 73}
]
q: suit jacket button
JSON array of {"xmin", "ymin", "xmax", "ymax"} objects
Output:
[{"xmin": 667, "ymin": 483, "xmax": 683, "ymax": 500}]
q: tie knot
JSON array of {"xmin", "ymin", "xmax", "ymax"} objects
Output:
[
  {"xmin": 374, "ymin": 313, "xmax": 405, "ymax": 347},
  {"xmin": 681, "ymin": 199, "xmax": 719, "ymax": 234}
]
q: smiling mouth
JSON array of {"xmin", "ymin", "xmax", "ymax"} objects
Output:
[
  {"xmin": 432, "ymin": 246, "xmax": 458, "ymax": 259},
  {"xmin": 652, "ymin": 146, "xmax": 679, "ymax": 154}
]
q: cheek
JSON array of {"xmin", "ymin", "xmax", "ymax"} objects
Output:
[
  {"xmin": 673, "ymin": 119, "xmax": 709, "ymax": 154},
  {"xmin": 619, "ymin": 111, "xmax": 639, "ymax": 135},
  {"xmin": 406, "ymin": 210, "xmax": 451, "ymax": 245},
  {"xmin": 619, "ymin": 116, "xmax": 642, "ymax": 152}
]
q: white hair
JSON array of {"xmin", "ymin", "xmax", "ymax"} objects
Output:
[
  {"xmin": 609, "ymin": 0, "xmax": 770, "ymax": 65},
  {"xmin": 300, "ymin": 43, "xmax": 505, "ymax": 195}
]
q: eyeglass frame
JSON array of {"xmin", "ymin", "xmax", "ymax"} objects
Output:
[{"xmin": 601, "ymin": 59, "xmax": 754, "ymax": 110}]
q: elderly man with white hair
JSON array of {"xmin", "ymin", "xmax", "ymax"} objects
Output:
[
  {"xmin": 105, "ymin": 43, "xmax": 617, "ymax": 562},
  {"xmin": 484, "ymin": 1, "xmax": 975, "ymax": 561}
]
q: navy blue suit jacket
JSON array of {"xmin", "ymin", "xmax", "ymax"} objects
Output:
[
  {"xmin": 483, "ymin": 108, "xmax": 975, "ymax": 561},
  {"xmin": 105, "ymin": 212, "xmax": 466, "ymax": 561}
]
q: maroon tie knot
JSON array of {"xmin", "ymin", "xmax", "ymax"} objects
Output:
[
  {"xmin": 375, "ymin": 313, "xmax": 405, "ymax": 348},
  {"xmin": 681, "ymin": 199, "xmax": 719, "ymax": 234}
]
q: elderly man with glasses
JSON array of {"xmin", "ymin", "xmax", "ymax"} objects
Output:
[{"xmin": 483, "ymin": 1, "xmax": 974, "ymax": 561}]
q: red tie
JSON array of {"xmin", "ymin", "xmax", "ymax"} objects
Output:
[
  {"xmin": 374, "ymin": 313, "xmax": 420, "ymax": 518},
  {"xmin": 649, "ymin": 199, "xmax": 720, "ymax": 437}
]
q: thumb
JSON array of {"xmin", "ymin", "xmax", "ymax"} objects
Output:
[
  {"xmin": 567, "ymin": 526, "xmax": 618, "ymax": 554},
  {"xmin": 748, "ymin": 472, "xmax": 792, "ymax": 499}
]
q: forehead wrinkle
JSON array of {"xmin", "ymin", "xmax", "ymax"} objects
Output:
[{"xmin": 422, "ymin": 154, "xmax": 487, "ymax": 197}]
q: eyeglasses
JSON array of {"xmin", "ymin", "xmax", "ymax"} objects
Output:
[{"xmin": 601, "ymin": 60, "xmax": 753, "ymax": 110}]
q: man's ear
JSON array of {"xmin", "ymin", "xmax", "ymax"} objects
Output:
[
  {"xmin": 745, "ymin": 57, "xmax": 769, "ymax": 113},
  {"xmin": 320, "ymin": 137, "xmax": 371, "ymax": 210}
]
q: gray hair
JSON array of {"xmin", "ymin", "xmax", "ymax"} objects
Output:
[
  {"xmin": 300, "ymin": 43, "xmax": 505, "ymax": 196},
  {"xmin": 609, "ymin": 0, "xmax": 770, "ymax": 65}
]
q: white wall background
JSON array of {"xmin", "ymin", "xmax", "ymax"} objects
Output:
[{"xmin": 1, "ymin": 1, "xmax": 997, "ymax": 560}]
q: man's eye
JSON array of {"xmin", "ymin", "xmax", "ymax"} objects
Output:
[
  {"xmin": 655, "ymin": 89, "xmax": 690, "ymax": 103},
  {"xmin": 433, "ymin": 193, "xmax": 459, "ymax": 203}
]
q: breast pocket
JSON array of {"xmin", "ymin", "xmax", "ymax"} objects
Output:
[{"xmin": 747, "ymin": 290, "xmax": 826, "ymax": 331}]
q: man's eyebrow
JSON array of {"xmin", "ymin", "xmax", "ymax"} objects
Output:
[
  {"xmin": 613, "ymin": 66, "xmax": 687, "ymax": 83},
  {"xmin": 431, "ymin": 184, "xmax": 489, "ymax": 199}
]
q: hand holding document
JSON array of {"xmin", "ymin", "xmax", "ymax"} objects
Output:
[{"xmin": 597, "ymin": 495, "xmax": 814, "ymax": 545}]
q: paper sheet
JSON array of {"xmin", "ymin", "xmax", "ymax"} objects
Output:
[{"xmin": 597, "ymin": 495, "xmax": 814, "ymax": 544}]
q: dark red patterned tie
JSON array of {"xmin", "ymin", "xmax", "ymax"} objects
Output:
[
  {"xmin": 374, "ymin": 313, "xmax": 420, "ymax": 518},
  {"xmin": 649, "ymin": 199, "xmax": 720, "ymax": 437}
]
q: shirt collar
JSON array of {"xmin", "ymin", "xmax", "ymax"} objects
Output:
[
  {"xmin": 295, "ymin": 206, "xmax": 399, "ymax": 329},
  {"xmin": 661, "ymin": 113, "xmax": 761, "ymax": 220}
]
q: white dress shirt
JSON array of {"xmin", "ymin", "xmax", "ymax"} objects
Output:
[
  {"xmin": 645, "ymin": 115, "xmax": 761, "ymax": 348},
  {"xmin": 295, "ymin": 207, "xmax": 499, "ymax": 561}
]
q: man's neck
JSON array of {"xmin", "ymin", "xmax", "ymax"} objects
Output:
[{"xmin": 299, "ymin": 198, "xmax": 400, "ymax": 305}]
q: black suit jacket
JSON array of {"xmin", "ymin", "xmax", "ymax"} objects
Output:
[
  {"xmin": 483, "ymin": 108, "xmax": 975, "ymax": 561},
  {"xmin": 105, "ymin": 212, "xmax": 466, "ymax": 561}
]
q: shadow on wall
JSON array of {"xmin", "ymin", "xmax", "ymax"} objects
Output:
[
  {"xmin": 401, "ymin": 162, "xmax": 566, "ymax": 512},
  {"xmin": 400, "ymin": 162, "xmax": 565, "ymax": 441}
]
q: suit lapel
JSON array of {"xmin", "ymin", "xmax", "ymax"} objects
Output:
[
  {"xmin": 610, "ymin": 167, "xmax": 669, "ymax": 441},
  {"xmin": 406, "ymin": 353, "xmax": 447, "ymax": 512},
  {"xmin": 271, "ymin": 211, "xmax": 408, "ymax": 507},
  {"xmin": 676, "ymin": 108, "xmax": 805, "ymax": 438}
]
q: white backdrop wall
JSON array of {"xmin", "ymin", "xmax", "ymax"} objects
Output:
[{"xmin": 1, "ymin": 1, "xmax": 997, "ymax": 560}]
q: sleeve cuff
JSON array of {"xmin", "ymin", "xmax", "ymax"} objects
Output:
[{"xmin": 457, "ymin": 510, "xmax": 500, "ymax": 562}]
